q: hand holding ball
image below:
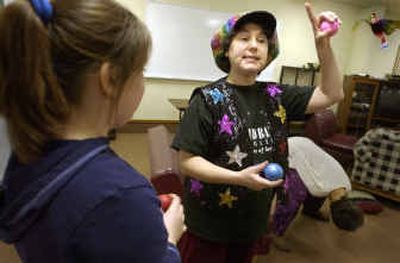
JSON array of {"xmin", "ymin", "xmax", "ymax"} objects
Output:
[
  {"xmin": 262, "ymin": 163, "xmax": 284, "ymax": 181},
  {"xmin": 158, "ymin": 194, "xmax": 173, "ymax": 212},
  {"xmin": 319, "ymin": 19, "xmax": 340, "ymax": 37}
]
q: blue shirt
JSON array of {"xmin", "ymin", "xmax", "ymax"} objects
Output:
[{"xmin": 0, "ymin": 138, "xmax": 180, "ymax": 263}]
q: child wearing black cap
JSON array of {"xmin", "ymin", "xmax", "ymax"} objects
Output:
[{"xmin": 172, "ymin": 2, "xmax": 343, "ymax": 262}]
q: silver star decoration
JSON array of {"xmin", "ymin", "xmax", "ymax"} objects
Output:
[{"xmin": 226, "ymin": 145, "xmax": 248, "ymax": 167}]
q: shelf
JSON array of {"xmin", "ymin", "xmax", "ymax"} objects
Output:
[
  {"xmin": 279, "ymin": 66, "xmax": 318, "ymax": 87},
  {"xmin": 350, "ymin": 102, "xmax": 370, "ymax": 110},
  {"xmin": 338, "ymin": 75, "xmax": 381, "ymax": 135},
  {"xmin": 118, "ymin": 119, "xmax": 179, "ymax": 133},
  {"xmin": 339, "ymin": 75, "xmax": 400, "ymax": 134},
  {"xmin": 347, "ymin": 124, "xmax": 366, "ymax": 129},
  {"xmin": 371, "ymin": 116, "xmax": 400, "ymax": 122},
  {"xmin": 352, "ymin": 97, "xmax": 373, "ymax": 104},
  {"xmin": 169, "ymin": 98, "xmax": 189, "ymax": 120}
]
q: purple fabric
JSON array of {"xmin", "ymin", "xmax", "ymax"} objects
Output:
[{"xmin": 272, "ymin": 169, "xmax": 308, "ymax": 236}]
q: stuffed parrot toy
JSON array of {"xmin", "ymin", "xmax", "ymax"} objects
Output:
[{"xmin": 366, "ymin": 13, "xmax": 400, "ymax": 48}]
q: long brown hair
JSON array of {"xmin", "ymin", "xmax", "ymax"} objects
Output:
[{"xmin": 0, "ymin": 0, "xmax": 151, "ymax": 163}]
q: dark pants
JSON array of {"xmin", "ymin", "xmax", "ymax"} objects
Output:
[{"xmin": 178, "ymin": 231, "xmax": 255, "ymax": 263}]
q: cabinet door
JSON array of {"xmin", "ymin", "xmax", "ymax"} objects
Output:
[
  {"xmin": 346, "ymin": 79, "xmax": 379, "ymax": 136},
  {"xmin": 297, "ymin": 69, "xmax": 315, "ymax": 86},
  {"xmin": 279, "ymin": 66, "xmax": 316, "ymax": 86},
  {"xmin": 280, "ymin": 67, "xmax": 297, "ymax": 85},
  {"xmin": 370, "ymin": 80, "xmax": 400, "ymax": 129}
]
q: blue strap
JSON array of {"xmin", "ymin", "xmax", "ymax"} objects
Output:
[{"xmin": 30, "ymin": 0, "xmax": 53, "ymax": 25}]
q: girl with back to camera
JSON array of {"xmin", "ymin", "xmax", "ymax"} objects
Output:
[{"xmin": 0, "ymin": 0, "xmax": 184, "ymax": 262}]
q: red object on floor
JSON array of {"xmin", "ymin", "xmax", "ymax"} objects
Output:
[{"xmin": 355, "ymin": 200, "xmax": 384, "ymax": 214}]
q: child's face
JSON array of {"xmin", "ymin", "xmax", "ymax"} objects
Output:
[
  {"xmin": 114, "ymin": 70, "xmax": 145, "ymax": 127},
  {"xmin": 226, "ymin": 23, "xmax": 268, "ymax": 76}
]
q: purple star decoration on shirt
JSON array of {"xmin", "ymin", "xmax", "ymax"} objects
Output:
[
  {"xmin": 190, "ymin": 179, "xmax": 203, "ymax": 196},
  {"xmin": 266, "ymin": 84, "xmax": 282, "ymax": 97},
  {"xmin": 218, "ymin": 114, "xmax": 235, "ymax": 135}
]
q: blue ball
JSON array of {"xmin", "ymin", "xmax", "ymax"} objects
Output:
[{"xmin": 262, "ymin": 163, "xmax": 284, "ymax": 181}]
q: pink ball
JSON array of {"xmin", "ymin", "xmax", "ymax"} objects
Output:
[{"xmin": 319, "ymin": 20, "xmax": 339, "ymax": 36}]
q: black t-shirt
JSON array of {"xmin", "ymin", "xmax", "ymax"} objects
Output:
[
  {"xmin": 172, "ymin": 81, "xmax": 313, "ymax": 242},
  {"xmin": 173, "ymin": 82, "xmax": 313, "ymax": 159}
]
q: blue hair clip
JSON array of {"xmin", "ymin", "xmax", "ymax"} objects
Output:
[{"xmin": 30, "ymin": 0, "xmax": 53, "ymax": 25}]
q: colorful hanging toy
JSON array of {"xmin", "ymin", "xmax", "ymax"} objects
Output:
[{"xmin": 355, "ymin": 13, "xmax": 400, "ymax": 49}]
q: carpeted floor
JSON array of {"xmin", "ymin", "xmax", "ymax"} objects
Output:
[
  {"xmin": 255, "ymin": 199, "xmax": 400, "ymax": 263},
  {"xmin": 1, "ymin": 200, "xmax": 399, "ymax": 263}
]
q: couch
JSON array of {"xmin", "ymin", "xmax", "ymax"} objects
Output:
[{"xmin": 351, "ymin": 128, "xmax": 400, "ymax": 202}]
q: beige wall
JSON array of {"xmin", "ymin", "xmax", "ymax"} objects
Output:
[
  {"xmin": 116, "ymin": 0, "xmax": 146, "ymax": 19},
  {"xmin": 114, "ymin": 0, "xmax": 398, "ymax": 175},
  {"xmin": 136, "ymin": 78, "xmax": 205, "ymax": 120},
  {"xmin": 117, "ymin": 0, "xmax": 397, "ymax": 121},
  {"xmin": 346, "ymin": 5, "xmax": 400, "ymax": 78},
  {"xmin": 110, "ymin": 133, "xmax": 151, "ymax": 177}
]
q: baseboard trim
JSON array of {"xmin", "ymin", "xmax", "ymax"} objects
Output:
[{"xmin": 118, "ymin": 119, "xmax": 179, "ymax": 133}]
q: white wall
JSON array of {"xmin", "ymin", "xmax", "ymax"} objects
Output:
[
  {"xmin": 346, "ymin": 5, "xmax": 400, "ymax": 78},
  {"xmin": 117, "ymin": 0, "xmax": 396, "ymax": 120}
]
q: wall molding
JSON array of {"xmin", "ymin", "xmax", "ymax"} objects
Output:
[{"xmin": 118, "ymin": 119, "xmax": 179, "ymax": 133}]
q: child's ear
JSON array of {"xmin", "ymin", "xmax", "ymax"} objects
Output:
[{"xmin": 99, "ymin": 62, "xmax": 117, "ymax": 98}]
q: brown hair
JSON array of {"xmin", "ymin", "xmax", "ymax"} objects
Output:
[
  {"xmin": 330, "ymin": 198, "xmax": 364, "ymax": 231},
  {"xmin": 0, "ymin": 0, "xmax": 151, "ymax": 163},
  {"xmin": 220, "ymin": 24, "xmax": 274, "ymax": 74}
]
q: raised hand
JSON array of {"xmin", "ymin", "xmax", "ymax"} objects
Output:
[{"xmin": 305, "ymin": 2, "xmax": 341, "ymax": 40}]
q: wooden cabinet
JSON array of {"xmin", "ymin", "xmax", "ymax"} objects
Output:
[
  {"xmin": 338, "ymin": 75, "xmax": 400, "ymax": 137},
  {"xmin": 338, "ymin": 76, "xmax": 380, "ymax": 137},
  {"xmin": 279, "ymin": 66, "xmax": 319, "ymax": 87},
  {"xmin": 371, "ymin": 80, "xmax": 400, "ymax": 128},
  {"xmin": 279, "ymin": 66, "xmax": 320, "ymax": 136}
]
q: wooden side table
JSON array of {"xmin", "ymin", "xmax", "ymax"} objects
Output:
[{"xmin": 168, "ymin": 98, "xmax": 189, "ymax": 120}]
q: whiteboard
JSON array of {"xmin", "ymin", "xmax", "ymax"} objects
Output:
[{"xmin": 145, "ymin": 1, "xmax": 276, "ymax": 82}]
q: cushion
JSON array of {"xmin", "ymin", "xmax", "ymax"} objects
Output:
[
  {"xmin": 354, "ymin": 200, "xmax": 384, "ymax": 214},
  {"xmin": 347, "ymin": 190, "xmax": 376, "ymax": 200},
  {"xmin": 347, "ymin": 190, "xmax": 384, "ymax": 214},
  {"xmin": 321, "ymin": 134, "xmax": 358, "ymax": 153}
]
